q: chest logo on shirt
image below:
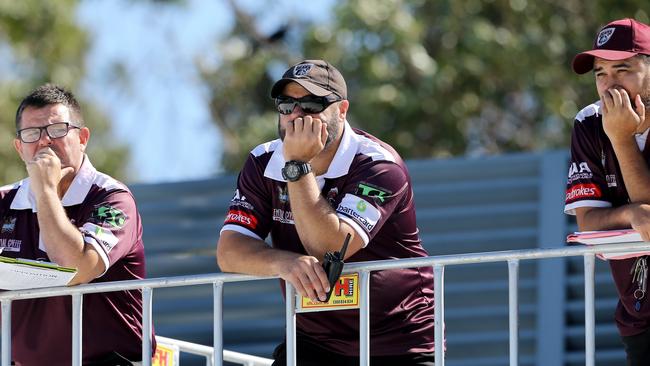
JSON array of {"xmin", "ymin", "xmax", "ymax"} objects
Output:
[
  {"xmin": 1, "ymin": 216, "xmax": 16, "ymax": 234},
  {"xmin": 355, "ymin": 182, "xmax": 391, "ymax": 205},
  {"xmin": 326, "ymin": 187, "xmax": 339, "ymax": 206},
  {"xmin": 606, "ymin": 174, "xmax": 617, "ymax": 187},
  {"xmin": 272, "ymin": 209, "xmax": 294, "ymax": 224},
  {"xmin": 277, "ymin": 186, "xmax": 289, "ymax": 203},
  {"xmin": 91, "ymin": 205, "xmax": 128, "ymax": 229}
]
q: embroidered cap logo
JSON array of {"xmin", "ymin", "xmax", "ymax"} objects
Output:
[
  {"xmin": 597, "ymin": 28, "xmax": 615, "ymax": 47},
  {"xmin": 293, "ymin": 64, "xmax": 313, "ymax": 77}
]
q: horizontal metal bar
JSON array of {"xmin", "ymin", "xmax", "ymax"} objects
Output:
[{"xmin": 0, "ymin": 241, "xmax": 647, "ymax": 301}]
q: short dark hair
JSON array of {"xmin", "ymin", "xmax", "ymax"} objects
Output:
[{"xmin": 15, "ymin": 84, "xmax": 84, "ymax": 130}]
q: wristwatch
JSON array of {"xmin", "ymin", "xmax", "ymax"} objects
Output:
[{"xmin": 282, "ymin": 160, "xmax": 312, "ymax": 182}]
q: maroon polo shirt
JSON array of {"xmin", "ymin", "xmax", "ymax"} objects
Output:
[
  {"xmin": 0, "ymin": 157, "xmax": 153, "ymax": 365},
  {"xmin": 221, "ymin": 121, "xmax": 435, "ymax": 356},
  {"xmin": 565, "ymin": 101, "xmax": 650, "ymax": 336}
]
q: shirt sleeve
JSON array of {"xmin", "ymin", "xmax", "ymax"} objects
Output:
[
  {"xmin": 220, "ymin": 154, "xmax": 273, "ymax": 241},
  {"xmin": 564, "ymin": 118, "xmax": 612, "ymax": 215},
  {"xmin": 78, "ymin": 190, "xmax": 140, "ymax": 276},
  {"xmin": 334, "ymin": 160, "xmax": 410, "ymax": 246}
]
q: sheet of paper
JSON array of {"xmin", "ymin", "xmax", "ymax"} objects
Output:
[
  {"xmin": 0, "ymin": 256, "xmax": 77, "ymax": 290},
  {"xmin": 566, "ymin": 229, "xmax": 650, "ymax": 260}
]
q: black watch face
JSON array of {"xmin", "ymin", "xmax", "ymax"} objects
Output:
[{"xmin": 285, "ymin": 164, "xmax": 300, "ymax": 179}]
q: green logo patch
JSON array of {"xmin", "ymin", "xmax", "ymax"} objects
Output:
[
  {"xmin": 355, "ymin": 183, "xmax": 391, "ymax": 205},
  {"xmin": 92, "ymin": 205, "xmax": 127, "ymax": 229}
]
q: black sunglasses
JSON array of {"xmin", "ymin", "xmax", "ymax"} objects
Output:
[{"xmin": 275, "ymin": 95, "xmax": 341, "ymax": 115}]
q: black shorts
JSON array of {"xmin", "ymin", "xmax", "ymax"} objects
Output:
[
  {"xmin": 621, "ymin": 328, "xmax": 650, "ymax": 366},
  {"xmin": 271, "ymin": 337, "xmax": 435, "ymax": 366}
]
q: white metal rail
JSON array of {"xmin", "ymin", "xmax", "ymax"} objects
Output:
[{"xmin": 1, "ymin": 241, "xmax": 649, "ymax": 366}]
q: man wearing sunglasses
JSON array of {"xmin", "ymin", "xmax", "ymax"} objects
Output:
[
  {"xmin": 217, "ymin": 60, "xmax": 435, "ymax": 365},
  {"xmin": 0, "ymin": 84, "xmax": 153, "ymax": 365}
]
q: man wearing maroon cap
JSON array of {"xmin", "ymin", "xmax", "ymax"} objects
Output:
[
  {"xmin": 564, "ymin": 18, "xmax": 650, "ymax": 365},
  {"xmin": 0, "ymin": 84, "xmax": 153, "ymax": 365},
  {"xmin": 217, "ymin": 60, "xmax": 435, "ymax": 365}
]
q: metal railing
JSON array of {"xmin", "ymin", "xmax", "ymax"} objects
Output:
[
  {"xmin": 155, "ymin": 336, "xmax": 273, "ymax": 366},
  {"xmin": 1, "ymin": 241, "xmax": 649, "ymax": 366}
]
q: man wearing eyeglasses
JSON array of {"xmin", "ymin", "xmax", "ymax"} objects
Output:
[
  {"xmin": 0, "ymin": 84, "xmax": 153, "ymax": 365},
  {"xmin": 217, "ymin": 60, "xmax": 435, "ymax": 365}
]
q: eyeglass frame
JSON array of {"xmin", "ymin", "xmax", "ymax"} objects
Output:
[
  {"xmin": 16, "ymin": 122, "xmax": 81, "ymax": 143},
  {"xmin": 274, "ymin": 94, "xmax": 342, "ymax": 115}
]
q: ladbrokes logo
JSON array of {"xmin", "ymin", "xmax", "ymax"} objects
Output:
[
  {"xmin": 566, "ymin": 184, "xmax": 601, "ymax": 202},
  {"xmin": 224, "ymin": 210, "xmax": 257, "ymax": 229}
]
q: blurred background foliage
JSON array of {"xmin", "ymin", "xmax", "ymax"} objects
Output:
[
  {"xmin": 0, "ymin": 0, "xmax": 128, "ymax": 183},
  {"xmin": 201, "ymin": 0, "xmax": 648, "ymax": 172},
  {"xmin": 1, "ymin": 0, "xmax": 648, "ymax": 180}
]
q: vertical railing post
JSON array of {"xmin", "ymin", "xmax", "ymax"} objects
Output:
[
  {"xmin": 584, "ymin": 254, "xmax": 595, "ymax": 366},
  {"xmin": 508, "ymin": 259, "xmax": 519, "ymax": 366},
  {"xmin": 1, "ymin": 300, "xmax": 11, "ymax": 366},
  {"xmin": 434, "ymin": 264, "xmax": 445, "ymax": 366},
  {"xmin": 536, "ymin": 150, "xmax": 568, "ymax": 366},
  {"xmin": 359, "ymin": 270, "xmax": 370, "ymax": 366},
  {"xmin": 72, "ymin": 293, "xmax": 83, "ymax": 366},
  {"xmin": 142, "ymin": 287, "xmax": 153, "ymax": 366},
  {"xmin": 285, "ymin": 284, "xmax": 296, "ymax": 366},
  {"xmin": 214, "ymin": 281, "xmax": 224, "ymax": 366}
]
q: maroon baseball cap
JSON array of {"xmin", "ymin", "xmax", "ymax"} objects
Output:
[
  {"xmin": 271, "ymin": 60, "xmax": 347, "ymax": 99},
  {"xmin": 572, "ymin": 18, "xmax": 650, "ymax": 74}
]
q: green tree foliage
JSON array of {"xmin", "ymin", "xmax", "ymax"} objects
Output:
[
  {"xmin": 203, "ymin": 0, "xmax": 648, "ymax": 172},
  {"xmin": 0, "ymin": 0, "xmax": 128, "ymax": 184}
]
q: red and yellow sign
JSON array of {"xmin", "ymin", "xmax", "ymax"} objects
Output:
[
  {"xmin": 297, "ymin": 273, "xmax": 360, "ymax": 313},
  {"xmin": 152, "ymin": 342, "xmax": 179, "ymax": 366}
]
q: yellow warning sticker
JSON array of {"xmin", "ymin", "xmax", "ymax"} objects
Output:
[
  {"xmin": 297, "ymin": 273, "xmax": 360, "ymax": 313},
  {"xmin": 152, "ymin": 342, "xmax": 179, "ymax": 366}
]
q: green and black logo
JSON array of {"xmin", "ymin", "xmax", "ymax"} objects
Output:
[
  {"xmin": 355, "ymin": 182, "xmax": 391, "ymax": 205},
  {"xmin": 91, "ymin": 205, "xmax": 127, "ymax": 229}
]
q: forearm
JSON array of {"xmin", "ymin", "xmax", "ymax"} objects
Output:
[
  {"xmin": 287, "ymin": 174, "xmax": 352, "ymax": 259},
  {"xmin": 36, "ymin": 190, "xmax": 85, "ymax": 264},
  {"xmin": 610, "ymin": 139, "xmax": 650, "ymax": 203},
  {"xmin": 35, "ymin": 190, "xmax": 102, "ymax": 284},
  {"xmin": 217, "ymin": 231, "xmax": 301, "ymax": 276},
  {"xmin": 577, "ymin": 204, "xmax": 639, "ymax": 231}
]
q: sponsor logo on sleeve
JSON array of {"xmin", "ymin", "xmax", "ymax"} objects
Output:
[
  {"xmin": 336, "ymin": 194, "xmax": 380, "ymax": 233},
  {"xmin": 224, "ymin": 209, "xmax": 258, "ymax": 229},
  {"xmin": 230, "ymin": 189, "xmax": 254, "ymax": 210},
  {"xmin": 567, "ymin": 162, "xmax": 593, "ymax": 183},
  {"xmin": 565, "ymin": 183, "xmax": 602, "ymax": 202},
  {"xmin": 82, "ymin": 222, "xmax": 119, "ymax": 253},
  {"xmin": 91, "ymin": 205, "xmax": 127, "ymax": 229},
  {"xmin": 355, "ymin": 182, "xmax": 391, "ymax": 205}
]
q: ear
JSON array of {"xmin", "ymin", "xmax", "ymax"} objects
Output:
[
  {"xmin": 79, "ymin": 127, "xmax": 90, "ymax": 153},
  {"xmin": 337, "ymin": 100, "xmax": 350, "ymax": 120},
  {"xmin": 13, "ymin": 138, "xmax": 25, "ymax": 162}
]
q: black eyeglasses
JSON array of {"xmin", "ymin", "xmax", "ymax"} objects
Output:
[
  {"xmin": 16, "ymin": 122, "xmax": 80, "ymax": 143},
  {"xmin": 275, "ymin": 95, "xmax": 341, "ymax": 115}
]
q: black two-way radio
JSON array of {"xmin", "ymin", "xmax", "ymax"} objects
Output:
[{"xmin": 321, "ymin": 233, "xmax": 351, "ymax": 302}]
